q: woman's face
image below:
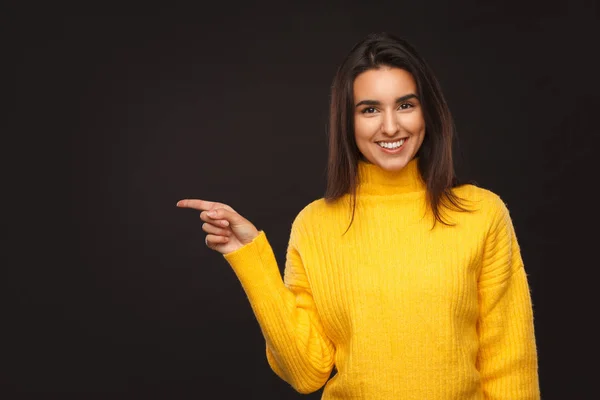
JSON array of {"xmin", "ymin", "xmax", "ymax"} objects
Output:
[{"xmin": 353, "ymin": 66, "xmax": 425, "ymax": 171}]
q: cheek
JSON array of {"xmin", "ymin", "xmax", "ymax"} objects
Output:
[
  {"xmin": 354, "ymin": 117, "xmax": 376, "ymax": 139},
  {"xmin": 401, "ymin": 112, "xmax": 426, "ymax": 133}
]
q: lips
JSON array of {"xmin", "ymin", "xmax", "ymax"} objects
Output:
[
  {"xmin": 376, "ymin": 137, "xmax": 408, "ymax": 144},
  {"xmin": 376, "ymin": 137, "xmax": 408, "ymax": 153}
]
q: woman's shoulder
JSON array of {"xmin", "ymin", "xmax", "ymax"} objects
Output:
[
  {"xmin": 452, "ymin": 183, "xmax": 510, "ymax": 217},
  {"xmin": 294, "ymin": 197, "xmax": 332, "ymax": 222},
  {"xmin": 286, "ymin": 198, "xmax": 332, "ymax": 240},
  {"xmin": 290, "ymin": 196, "xmax": 349, "ymax": 229}
]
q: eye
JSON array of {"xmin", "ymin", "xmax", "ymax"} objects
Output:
[
  {"xmin": 398, "ymin": 103, "xmax": 414, "ymax": 110},
  {"xmin": 361, "ymin": 107, "xmax": 377, "ymax": 114}
]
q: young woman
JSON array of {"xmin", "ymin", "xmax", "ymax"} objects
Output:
[{"xmin": 177, "ymin": 32, "xmax": 540, "ymax": 399}]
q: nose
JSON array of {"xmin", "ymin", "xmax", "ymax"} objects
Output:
[{"xmin": 381, "ymin": 111, "xmax": 399, "ymax": 136}]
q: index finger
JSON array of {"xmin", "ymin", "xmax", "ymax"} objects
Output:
[
  {"xmin": 176, "ymin": 199, "xmax": 216, "ymax": 210},
  {"xmin": 176, "ymin": 199, "xmax": 235, "ymax": 212}
]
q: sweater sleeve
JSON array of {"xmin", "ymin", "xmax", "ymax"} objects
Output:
[
  {"xmin": 222, "ymin": 214, "xmax": 335, "ymax": 394},
  {"xmin": 476, "ymin": 195, "xmax": 540, "ymax": 399}
]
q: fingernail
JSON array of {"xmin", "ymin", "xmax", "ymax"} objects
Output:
[{"xmin": 207, "ymin": 210, "xmax": 216, "ymax": 217}]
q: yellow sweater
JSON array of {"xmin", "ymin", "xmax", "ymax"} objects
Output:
[{"xmin": 223, "ymin": 157, "xmax": 540, "ymax": 399}]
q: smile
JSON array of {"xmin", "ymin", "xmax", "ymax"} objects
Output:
[
  {"xmin": 376, "ymin": 138, "xmax": 406, "ymax": 149},
  {"xmin": 376, "ymin": 137, "xmax": 408, "ymax": 153}
]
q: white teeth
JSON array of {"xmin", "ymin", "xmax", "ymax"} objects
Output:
[{"xmin": 377, "ymin": 138, "xmax": 405, "ymax": 149}]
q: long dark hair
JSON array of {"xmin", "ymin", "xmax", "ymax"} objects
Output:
[{"xmin": 324, "ymin": 32, "xmax": 474, "ymax": 234}]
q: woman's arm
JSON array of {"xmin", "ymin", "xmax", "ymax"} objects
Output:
[
  {"xmin": 477, "ymin": 195, "xmax": 540, "ymax": 399},
  {"xmin": 223, "ymin": 214, "xmax": 335, "ymax": 394}
]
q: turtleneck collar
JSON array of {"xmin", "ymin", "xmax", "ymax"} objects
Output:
[{"xmin": 357, "ymin": 156, "xmax": 426, "ymax": 196}]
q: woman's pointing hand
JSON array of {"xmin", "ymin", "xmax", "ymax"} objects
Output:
[{"xmin": 176, "ymin": 199, "xmax": 259, "ymax": 255}]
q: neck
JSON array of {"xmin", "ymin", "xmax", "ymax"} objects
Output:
[{"xmin": 357, "ymin": 157, "xmax": 426, "ymax": 196}]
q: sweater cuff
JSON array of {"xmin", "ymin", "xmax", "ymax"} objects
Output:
[{"xmin": 222, "ymin": 230, "xmax": 285, "ymax": 296}]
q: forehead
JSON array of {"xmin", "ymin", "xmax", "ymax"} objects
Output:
[{"xmin": 353, "ymin": 67, "xmax": 416, "ymax": 99}]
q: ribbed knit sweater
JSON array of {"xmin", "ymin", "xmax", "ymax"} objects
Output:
[{"xmin": 223, "ymin": 157, "xmax": 540, "ymax": 399}]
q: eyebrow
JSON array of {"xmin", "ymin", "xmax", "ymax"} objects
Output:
[{"xmin": 355, "ymin": 93, "xmax": 418, "ymax": 108}]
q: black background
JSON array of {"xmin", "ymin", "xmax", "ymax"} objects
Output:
[{"xmin": 8, "ymin": 1, "xmax": 599, "ymax": 399}]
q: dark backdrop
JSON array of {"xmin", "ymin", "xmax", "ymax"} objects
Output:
[{"xmin": 8, "ymin": 1, "xmax": 599, "ymax": 399}]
